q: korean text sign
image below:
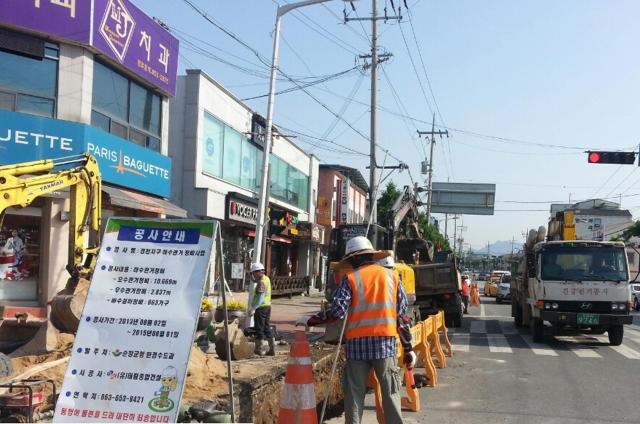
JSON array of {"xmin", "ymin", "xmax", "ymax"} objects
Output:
[
  {"xmin": 0, "ymin": 0, "xmax": 178, "ymax": 95},
  {"xmin": 54, "ymin": 218, "xmax": 215, "ymax": 423}
]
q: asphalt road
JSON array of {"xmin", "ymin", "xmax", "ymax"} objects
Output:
[{"xmin": 337, "ymin": 295, "xmax": 640, "ymax": 424}]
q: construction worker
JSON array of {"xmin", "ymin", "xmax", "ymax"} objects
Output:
[
  {"xmin": 249, "ymin": 262, "xmax": 275, "ymax": 356},
  {"xmin": 297, "ymin": 236, "xmax": 415, "ymax": 424},
  {"xmin": 461, "ymin": 275, "xmax": 470, "ymax": 314}
]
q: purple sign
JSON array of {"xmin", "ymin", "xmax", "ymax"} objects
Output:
[
  {"xmin": 0, "ymin": 0, "xmax": 91, "ymax": 43},
  {"xmin": 92, "ymin": 0, "xmax": 178, "ymax": 96},
  {"xmin": 0, "ymin": 0, "xmax": 178, "ymax": 96}
]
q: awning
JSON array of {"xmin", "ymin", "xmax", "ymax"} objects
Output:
[
  {"xmin": 102, "ymin": 185, "xmax": 187, "ymax": 217},
  {"xmin": 243, "ymin": 229, "xmax": 292, "ymax": 244}
]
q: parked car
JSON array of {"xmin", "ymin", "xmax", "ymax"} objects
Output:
[
  {"xmin": 478, "ymin": 273, "xmax": 487, "ymax": 281},
  {"xmin": 495, "ymin": 275, "xmax": 511, "ymax": 304},
  {"xmin": 632, "ymin": 283, "xmax": 640, "ymax": 310}
]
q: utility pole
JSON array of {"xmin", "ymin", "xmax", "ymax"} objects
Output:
[
  {"xmin": 345, "ymin": 1, "xmax": 400, "ymax": 225},
  {"xmin": 418, "ymin": 113, "xmax": 449, "ymax": 225}
]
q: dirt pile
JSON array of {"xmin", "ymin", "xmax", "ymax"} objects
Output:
[{"xmin": 182, "ymin": 347, "xmax": 229, "ymax": 402}]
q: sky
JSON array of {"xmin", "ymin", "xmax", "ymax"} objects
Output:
[{"xmin": 135, "ymin": 0, "xmax": 640, "ymax": 249}]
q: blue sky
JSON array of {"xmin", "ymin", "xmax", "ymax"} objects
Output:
[{"xmin": 135, "ymin": 0, "xmax": 640, "ymax": 248}]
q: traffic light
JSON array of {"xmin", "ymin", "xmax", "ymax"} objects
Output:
[{"xmin": 587, "ymin": 151, "xmax": 636, "ymax": 165}]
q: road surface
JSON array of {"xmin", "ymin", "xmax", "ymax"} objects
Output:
[{"xmin": 331, "ymin": 296, "xmax": 640, "ymax": 424}]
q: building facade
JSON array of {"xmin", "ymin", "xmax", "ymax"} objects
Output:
[
  {"xmin": 0, "ymin": 0, "xmax": 183, "ymax": 338},
  {"xmin": 169, "ymin": 70, "xmax": 321, "ymax": 289},
  {"xmin": 550, "ymin": 199, "xmax": 632, "ymax": 241},
  {"xmin": 317, "ymin": 164, "xmax": 369, "ymax": 244}
]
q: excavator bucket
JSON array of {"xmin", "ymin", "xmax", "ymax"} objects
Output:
[{"xmin": 49, "ymin": 278, "xmax": 91, "ymax": 334}]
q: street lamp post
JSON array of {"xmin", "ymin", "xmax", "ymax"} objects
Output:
[{"xmin": 253, "ymin": 0, "xmax": 351, "ymax": 265}]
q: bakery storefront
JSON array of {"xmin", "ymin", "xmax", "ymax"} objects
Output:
[{"xmin": 0, "ymin": 110, "xmax": 184, "ymax": 314}]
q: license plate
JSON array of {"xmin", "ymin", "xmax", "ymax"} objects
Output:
[{"xmin": 577, "ymin": 313, "xmax": 600, "ymax": 325}]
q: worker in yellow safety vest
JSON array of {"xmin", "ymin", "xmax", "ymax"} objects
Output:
[
  {"xmin": 249, "ymin": 262, "xmax": 275, "ymax": 356},
  {"xmin": 297, "ymin": 237, "xmax": 415, "ymax": 424}
]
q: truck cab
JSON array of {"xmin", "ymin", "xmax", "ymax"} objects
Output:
[{"xmin": 513, "ymin": 237, "xmax": 632, "ymax": 345}]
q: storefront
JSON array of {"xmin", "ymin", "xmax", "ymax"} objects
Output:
[{"xmin": 0, "ymin": 110, "xmax": 185, "ymax": 309}]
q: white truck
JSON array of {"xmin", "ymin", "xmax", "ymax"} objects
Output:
[{"xmin": 512, "ymin": 226, "xmax": 633, "ymax": 345}]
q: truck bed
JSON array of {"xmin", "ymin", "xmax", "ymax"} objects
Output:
[{"xmin": 413, "ymin": 262, "xmax": 461, "ymax": 296}]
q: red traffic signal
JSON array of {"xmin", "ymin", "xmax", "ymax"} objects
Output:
[{"xmin": 587, "ymin": 151, "xmax": 636, "ymax": 165}]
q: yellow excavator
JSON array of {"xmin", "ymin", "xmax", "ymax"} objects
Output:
[{"xmin": 0, "ymin": 153, "xmax": 101, "ymax": 339}]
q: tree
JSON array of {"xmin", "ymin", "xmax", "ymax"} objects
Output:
[
  {"xmin": 620, "ymin": 221, "xmax": 640, "ymax": 241},
  {"xmin": 376, "ymin": 181, "xmax": 401, "ymax": 225},
  {"xmin": 418, "ymin": 212, "xmax": 451, "ymax": 252}
]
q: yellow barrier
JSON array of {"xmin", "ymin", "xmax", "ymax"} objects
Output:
[
  {"xmin": 367, "ymin": 311, "xmax": 456, "ymax": 421},
  {"xmin": 434, "ymin": 311, "xmax": 453, "ymax": 359}
]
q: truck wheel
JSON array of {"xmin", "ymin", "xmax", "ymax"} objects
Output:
[
  {"xmin": 634, "ymin": 297, "xmax": 639, "ymax": 311},
  {"xmin": 608, "ymin": 325, "xmax": 624, "ymax": 346},
  {"xmin": 531, "ymin": 318, "xmax": 544, "ymax": 343},
  {"xmin": 514, "ymin": 302, "xmax": 523, "ymax": 327},
  {"xmin": 452, "ymin": 312, "xmax": 463, "ymax": 328},
  {"xmin": 495, "ymin": 298, "xmax": 502, "ymax": 304}
]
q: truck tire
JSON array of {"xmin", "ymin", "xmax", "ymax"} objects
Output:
[
  {"xmin": 608, "ymin": 325, "xmax": 624, "ymax": 346},
  {"xmin": 514, "ymin": 302, "xmax": 523, "ymax": 327},
  {"xmin": 531, "ymin": 318, "xmax": 544, "ymax": 343},
  {"xmin": 496, "ymin": 297, "xmax": 502, "ymax": 304}
]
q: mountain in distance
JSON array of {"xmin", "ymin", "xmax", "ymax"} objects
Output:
[{"xmin": 471, "ymin": 240, "xmax": 519, "ymax": 256}]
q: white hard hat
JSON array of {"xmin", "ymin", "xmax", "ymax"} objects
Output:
[
  {"xmin": 250, "ymin": 262, "xmax": 265, "ymax": 272},
  {"xmin": 344, "ymin": 236, "xmax": 374, "ymax": 257},
  {"xmin": 378, "ymin": 256, "xmax": 395, "ymax": 268}
]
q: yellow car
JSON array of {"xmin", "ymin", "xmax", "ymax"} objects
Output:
[{"xmin": 484, "ymin": 271, "xmax": 510, "ymax": 297}]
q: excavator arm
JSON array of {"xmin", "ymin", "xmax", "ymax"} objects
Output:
[
  {"xmin": 388, "ymin": 185, "xmax": 422, "ymax": 240},
  {"xmin": 0, "ymin": 154, "xmax": 101, "ymax": 326}
]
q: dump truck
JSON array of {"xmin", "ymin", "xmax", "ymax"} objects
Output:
[{"xmin": 511, "ymin": 221, "xmax": 633, "ymax": 345}]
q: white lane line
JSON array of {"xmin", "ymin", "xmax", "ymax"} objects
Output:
[
  {"xmin": 470, "ymin": 321, "xmax": 487, "ymax": 334},
  {"xmin": 451, "ymin": 334, "xmax": 470, "ymax": 352},
  {"xmin": 610, "ymin": 344, "xmax": 640, "ymax": 360},
  {"xmin": 499, "ymin": 320, "xmax": 519, "ymax": 335},
  {"xmin": 624, "ymin": 331, "xmax": 640, "ymax": 345},
  {"xmin": 555, "ymin": 335, "xmax": 603, "ymax": 358},
  {"xmin": 480, "ymin": 302, "xmax": 486, "ymax": 317},
  {"xmin": 487, "ymin": 334, "xmax": 513, "ymax": 353},
  {"xmin": 521, "ymin": 334, "xmax": 559, "ymax": 356}
]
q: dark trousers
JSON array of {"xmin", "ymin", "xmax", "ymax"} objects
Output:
[
  {"xmin": 254, "ymin": 306, "xmax": 273, "ymax": 340},
  {"xmin": 462, "ymin": 295, "xmax": 469, "ymax": 313}
]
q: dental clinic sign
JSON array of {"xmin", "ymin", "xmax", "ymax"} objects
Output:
[
  {"xmin": 0, "ymin": 0, "xmax": 178, "ymax": 95},
  {"xmin": 0, "ymin": 110, "xmax": 171, "ymax": 197}
]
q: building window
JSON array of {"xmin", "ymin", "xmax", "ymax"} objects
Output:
[
  {"xmin": 270, "ymin": 155, "xmax": 309, "ymax": 211},
  {"xmin": 91, "ymin": 61, "xmax": 162, "ymax": 151},
  {"xmin": 200, "ymin": 111, "xmax": 308, "ymax": 211},
  {"xmin": 0, "ymin": 41, "xmax": 58, "ymax": 118},
  {"xmin": 202, "ymin": 111, "xmax": 261, "ymax": 192}
]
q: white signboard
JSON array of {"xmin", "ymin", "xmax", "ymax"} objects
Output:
[
  {"xmin": 231, "ymin": 263, "xmax": 244, "ymax": 280},
  {"xmin": 340, "ymin": 177, "xmax": 350, "ymax": 224},
  {"xmin": 54, "ymin": 218, "xmax": 215, "ymax": 423}
]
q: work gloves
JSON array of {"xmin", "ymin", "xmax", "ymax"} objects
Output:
[{"xmin": 404, "ymin": 351, "xmax": 417, "ymax": 370}]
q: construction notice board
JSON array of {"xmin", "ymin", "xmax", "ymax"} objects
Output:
[{"xmin": 54, "ymin": 218, "xmax": 215, "ymax": 423}]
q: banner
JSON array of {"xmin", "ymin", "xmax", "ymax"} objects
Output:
[{"xmin": 54, "ymin": 218, "xmax": 215, "ymax": 423}]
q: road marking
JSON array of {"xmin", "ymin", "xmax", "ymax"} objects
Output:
[
  {"xmin": 521, "ymin": 334, "xmax": 559, "ymax": 356},
  {"xmin": 480, "ymin": 302, "xmax": 486, "ymax": 317},
  {"xmin": 624, "ymin": 331, "xmax": 640, "ymax": 345},
  {"xmin": 487, "ymin": 334, "xmax": 513, "ymax": 353},
  {"xmin": 610, "ymin": 344, "xmax": 640, "ymax": 360},
  {"xmin": 470, "ymin": 321, "xmax": 487, "ymax": 334},
  {"xmin": 451, "ymin": 333, "xmax": 470, "ymax": 352},
  {"xmin": 498, "ymin": 320, "xmax": 519, "ymax": 335}
]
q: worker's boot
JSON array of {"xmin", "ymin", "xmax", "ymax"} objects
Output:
[
  {"xmin": 254, "ymin": 339, "xmax": 265, "ymax": 356},
  {"xmin": 266, "ymin": 337, "xmax": 276, "ymax": 356}
]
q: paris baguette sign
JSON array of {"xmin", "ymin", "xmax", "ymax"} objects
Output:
[{"xmin": 0, "ymin": 0, "xmax": 179, "ymax": 96}]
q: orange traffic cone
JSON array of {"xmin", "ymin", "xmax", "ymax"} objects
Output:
[{"xmin": 278, "ymin": 331, "xmax": 317, "ymax": 424}]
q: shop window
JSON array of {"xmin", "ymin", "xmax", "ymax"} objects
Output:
[
  {"xmin": 270, "ymin": 155, "xmax": 309, "ymax": 211},
  {"xmin": 222, "ymin": 125, "xmax": 242, "ymax": 185},
  {"xmin": 0, "ymin": 41, "xmax": 58, "ymax": 118},
  {"xmin": 91, "ymin": 61, "xmax": 162, "ymax": 152},
  {"xmin": 0, "ymin": 215, "xmax": 41, "ymax": 301}
]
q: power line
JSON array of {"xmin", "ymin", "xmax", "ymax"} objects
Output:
[
  {"xmin": 592, "ymin": 165, "xmax": 623, "ymax": 198},
  {"xmin": 604, "ymin": 167, "xmax": 639, "ymax": 198},
  {"xmin": 497, "ymin": 192, "xmax": 640, "ymax": 204}
]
